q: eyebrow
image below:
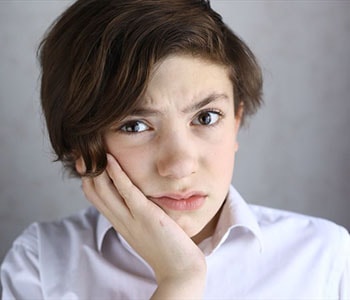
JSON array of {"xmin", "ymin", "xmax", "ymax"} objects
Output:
[
  {"xmin": 182, "ymin": 93, "xmax": 229, "ymax": 113},
  {"xmin": 129, "ymin": 93, "xmax": 229, "ymax": 117}
]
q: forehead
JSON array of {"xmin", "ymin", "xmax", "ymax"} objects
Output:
[
  {"xmin": 150, "ymin": 54, "xmax": 230, "ymax": 83},
  {"xmin": 142, "ymin": 54, "xmax": 233, "ymax": 107}
]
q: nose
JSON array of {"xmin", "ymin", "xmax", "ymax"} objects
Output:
[{"xmin": 156, "ymin": 129, "xmax": 198, "ymax": 179}]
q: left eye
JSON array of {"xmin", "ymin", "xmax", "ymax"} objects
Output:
[{"xmin": 192, "ymin": 111, "xmax": 221, "ymax": 126}]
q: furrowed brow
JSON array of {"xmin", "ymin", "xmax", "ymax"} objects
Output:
[
  {"xmin": 128, "ymin": 107, "xmax": 160, "ymax": 117},
  {"xmin": 182, "ymin": 93, "xmax": 229, "ymax": 114},
  {"xmin": 127, "ymin": 93, "xmax": 229, "ymax": 117}
]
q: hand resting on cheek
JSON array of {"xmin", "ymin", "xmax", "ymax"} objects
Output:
[{"xmin": 78, "ymin": 154, "xmax": 207, "ymax": 299}]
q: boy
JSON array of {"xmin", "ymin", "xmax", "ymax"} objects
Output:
[{"xmin": 1, "ymin": 0, "xmax": 349, "ymax": 299}]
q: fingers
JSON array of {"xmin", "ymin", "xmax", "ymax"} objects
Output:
[
  {"xmin": 105, "ymin": 153, "xmax": 149, "ymax": 214},
  {"xmin": 81, "ymin": 153, "xmax": 150, "ymax": 225},
  {"xmin": 75, "ymin": 156, "xmax": 86, "ymax": 175},
  {"xmin": 81, "ymin": 170, "xmax": 129, "ymax": 226}
]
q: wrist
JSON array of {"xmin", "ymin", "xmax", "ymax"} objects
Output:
[
  {"xmin": 155, "ymin": 252, "xmax": 207, "ymax": 284},
  {"xmin": 152, "ymin": 270, "xmax": 207, "ymax": 300}
]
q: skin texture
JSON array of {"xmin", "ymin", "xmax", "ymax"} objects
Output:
[{"xmin": 78, "ymin": 54, "xmax": 242, "ymax": 298}]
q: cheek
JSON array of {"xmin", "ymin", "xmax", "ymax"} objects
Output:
[
  {"xmin": 106, "ymin": 141, "xmax": 153, "ymax": 187},
  {"xmin": 206, "ymin": 133, "xmax": 236, "ymax": 182}
]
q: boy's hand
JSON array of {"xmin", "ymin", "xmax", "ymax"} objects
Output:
[{"xmin": 80, "ymin": 154, "xmax": 206, "ymax": 298}]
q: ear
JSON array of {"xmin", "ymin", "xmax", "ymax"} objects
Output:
[
  {"xmin": 75, "ymin": 156, "xmax": 86, "ymax": 175},
  {"xmin": 234, "ymin": 103, "xmax": 244, "ymax": 152},
  {"xmin": 234, "ymin": 103, "xmax": 244, "ymax": 132}
]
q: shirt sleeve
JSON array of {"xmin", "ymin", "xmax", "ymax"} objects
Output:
[
  {"xmin": 1, "ymin": 223, "xmax": 44, "ymax": 299},
  {"xmin": 339, "ymin": 227, "xmax": 350, "ymax": 300}
]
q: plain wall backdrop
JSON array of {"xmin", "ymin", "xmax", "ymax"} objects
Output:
[{"xmin": 1, "ymin": 0, "xmax": 349, "ymax": 268}]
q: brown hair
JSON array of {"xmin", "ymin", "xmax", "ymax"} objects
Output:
[{"xmin": 38, "ymin": 0, "xmax": 263, "ymax": 177}]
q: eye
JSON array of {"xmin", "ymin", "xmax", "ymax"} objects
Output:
[
  {"xmin": 120, "ymin": 120, "xmax": 149, "ymax": 133},
  {"xmin": 192, "ymin": 110, "xmax": 222, "ymax": 126}
]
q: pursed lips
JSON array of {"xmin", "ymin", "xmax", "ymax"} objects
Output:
[{"xmin": 148, "ymin": 192, "xmax": 207, "ymax": 211}]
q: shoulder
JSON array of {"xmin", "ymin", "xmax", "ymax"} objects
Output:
[
  {"xmin": 249, "ymin": 205, "xmax": 350, "ymax": 295},
  {"xmin": 12, "ymin": 206, "xmax": 100, "ymax": 253},
  {"xmin": 250, "ymin": 204, "xmax": 350, "ymax": 260},
  {"xmin": 1, "ymin": 207, "xmax": 102, "ymax": 298},
  {"xmin": 250, "ymin": 204, "xmax": 349, "ymax": 240},
  {"xmin": 2, "ymin": 206, "xmax": 101, "ymax": 280},
  {"xmin": 38, "ymin": 205, "xmax": 99, "ymax": 235}
]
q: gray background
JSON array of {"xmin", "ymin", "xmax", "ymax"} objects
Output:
[{"xmin": 0, "ymin": 0, "xmax": 349, "ymax": 268}]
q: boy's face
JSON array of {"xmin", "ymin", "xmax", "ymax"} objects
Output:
[{"xmin": 104, "ymin": 54, "xmax": 241, "ymax": 244}]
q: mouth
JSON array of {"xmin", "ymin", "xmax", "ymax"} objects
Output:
[{"xmin": 148, "ymin": 192, "xmax": 207, "ymax": 211}]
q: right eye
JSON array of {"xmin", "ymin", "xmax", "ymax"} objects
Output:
[{"xmin": 120, "ymin": 120, "xmax": 150, "ymax": 133}]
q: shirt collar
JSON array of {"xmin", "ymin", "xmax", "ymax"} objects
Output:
[
  {"xmin": 198, "ymin": 185, "xmax": 263, "ymax": 255},
  {"xmin": 96, "ymin": 212, "xmax": 112, "ymax": 252},
  {"xmin": 96, "ymin": 185, "xmax": 263, "ymax": 254}
]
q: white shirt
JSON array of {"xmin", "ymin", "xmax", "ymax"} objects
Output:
[{"xmin": 1, "ymin": 186, "xmax": 349, "ymax": 299}]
